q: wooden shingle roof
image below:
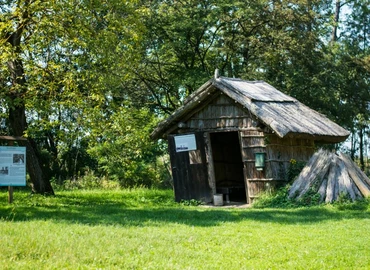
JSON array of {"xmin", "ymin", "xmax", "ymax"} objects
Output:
[{"xmin": 151, "ymin": 76, "xmax": 350, "ymax": 142}]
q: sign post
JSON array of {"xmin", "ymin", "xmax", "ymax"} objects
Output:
[
  {"xmin": 0, "ymin": 145, "xmax": 26, "ymax": 203},
  {"xmin": 8, "ymin": 140, "xmax": 14, "ymax": 204},
  {"xmin": 8, "ymin": 186, "xmax": 13, "ymax": 204}
]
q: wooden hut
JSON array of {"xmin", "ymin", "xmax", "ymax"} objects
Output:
[{"xmin": 151, "ymin": 73, "xmax": 350, "ymax": 204}]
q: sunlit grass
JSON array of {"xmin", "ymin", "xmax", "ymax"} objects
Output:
[{"xmin": 0, "ymin": 188, "xmax": 369, "ymax": 269}]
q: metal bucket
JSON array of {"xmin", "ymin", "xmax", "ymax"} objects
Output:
[{"xmin": 213, "ymin": 194, "xmax": 223, "ymax": 206}]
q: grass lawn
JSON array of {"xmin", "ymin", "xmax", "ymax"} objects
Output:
[{"xmin": 0, "ymin": 188, "xmax": 369, "ymax": 269}]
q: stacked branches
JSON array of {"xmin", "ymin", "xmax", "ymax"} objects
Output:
[{"xmin": 289, "ymin": 149, "xmax": 370, "ymax": 203}]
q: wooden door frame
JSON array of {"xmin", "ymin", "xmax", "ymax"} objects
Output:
[
  {"xmin": 206, "ymin": 131, "xmax": 248, "ymax": 203},
  {"xmin": 204, "ymin": 132, "xmax": 216, "ymax": 195},
  {"xmin": 238, "ymin": 131, "xmax": 250, "ymax": 204}
]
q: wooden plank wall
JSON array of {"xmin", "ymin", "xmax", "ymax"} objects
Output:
[
  {"xmin": 187, "ymin": 93, "xmax": 254, "ymax": 130},
  {"xmin": 265, "ymin": 135, "xmax": 316, "ymax": 180},
  {"xmin": 241, "ymin": 132, "xmax": 316, "ymax": 203},
  {"xmin": 240, "ymin": 130, "xmax": 267, "ymax": 203}
]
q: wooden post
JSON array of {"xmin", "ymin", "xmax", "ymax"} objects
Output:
[
  {"xmin": 8, "ymin": 186, "xmax": 13, "ymax": 204},
  {"xmin": 204, "ymin": 132, "xmax": 216, "ymax": 194},
  {"xmin": 8, "ymin": 140, "xmax": 14, "ymax": 204}
]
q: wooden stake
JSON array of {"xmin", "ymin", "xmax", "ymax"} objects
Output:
[
  {"xmin": 325, "ymin": 155, "xmax": 337, "ymax": 203},
  {"xmin": 296, "ymin": 150, "xmax": 331, "ymax": 199},
  {"xmin": 340, "ymin": 153, "xmax": 370, "ymax": 197},
  {"xmin": 8, "ymin": 186, "xmax": 13, "ymax": 204}
]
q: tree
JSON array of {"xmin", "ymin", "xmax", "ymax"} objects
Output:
[
  {"xmin": 0, "ymin": 0, "xmax": 144, "ymax": 192},
  {"xmin": 133, "ymin": 0, "xmax": 338, "ymax": 117},
  {"xmin": 1, "ymin": 0, "xmax": 55, "ymax": 194},
  {"xmin": 338, "ymin": 0, "xmax": 370, "ymax": 168},
  {"xmin": 87, "ymin": 104, "xmax": 167, "ymax": 187},
  {"xmin": 131, "ymin": 0, "xmax": 225, "ymax": 113}
]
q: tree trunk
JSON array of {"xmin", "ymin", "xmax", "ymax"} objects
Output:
[
  {"xmin": 332, "ymin": 0, "xmax": 341, "ymax": 42},
  {"xmin": 8, "ymin": 83, "xmax": 55, "ymax": 195},
  {"xmin": 350, "ymin": 130, "xmax": 356, "ymax": 160},
  {"xmin": 359, "ymin": 126, "xmax": 365, "ymax": 171},
  {"xmin": 6, "ymin": 10, "xmax": 54, "ymax": 195}
]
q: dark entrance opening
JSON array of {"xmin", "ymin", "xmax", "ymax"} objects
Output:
[{"xmin": 210, "ymin": 132, "xmax": 246, "ymax": 203}]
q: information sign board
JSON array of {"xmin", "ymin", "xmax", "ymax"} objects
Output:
[
  {"xmin": 174, "ymin": 134, "xmax": 197, "ymax": 152},
  {"xmin": 0, "ymin": 146, "xmax": 26, "ymax": 186}
]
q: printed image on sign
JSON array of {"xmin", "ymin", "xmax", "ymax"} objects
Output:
[
  {"xmin": 174, "ymin": 134, "xmax": 197, "ymax": 152},
  {"xmin": 0, "ymin": 146, "xmax": 26, "ymax": 186}
]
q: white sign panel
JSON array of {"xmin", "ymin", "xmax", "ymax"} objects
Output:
[
  {"xmin": 174, "ymin": 134, "xmax": 197, "ymax": 152},
  {"xmin": 0, "ymin": 146, "xmax": 26, "ymax": 186}
]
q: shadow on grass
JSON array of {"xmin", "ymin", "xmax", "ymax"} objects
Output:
[{"xmin": 0, "ymin": 190, "xmax": 369, "ymax": 227}]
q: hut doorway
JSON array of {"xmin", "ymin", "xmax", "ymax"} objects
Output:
[{"xmin": 210, "ymin": 132, "xmax": 246, "ymax": 203}]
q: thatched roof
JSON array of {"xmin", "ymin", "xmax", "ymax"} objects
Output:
[
  {"xmin": 289, "ymin": 149, "xmax": 370, "ymax": 203},
  {"xmin": 151, "ymin": 76, "xmax": 350, "ymax": 142}
]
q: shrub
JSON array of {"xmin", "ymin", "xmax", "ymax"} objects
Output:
[
  {"xmin": 287, "ymin": 159, "xmax": 306, "ymax": 183},
  {"xmin": 253, "ymin": 184, "xmax": 370, "ymax": 209},
  {"xmin": 58, "ymin": 170, "xmax": 120, "ymax": 190},
  {"xmin": 253, "ymin": 184, "xmax": 321, "ymax": 208},
  {"xmin": 334, "ymin": 196, "xmax": 370, "ymax": 211},
  {"xmin": 253, "ymin": 186, "xmax": 295, "ymax": 208},
  {"xmin": 180, "ymin": 199, "xmax": 202, "ymax": 206},
  {"xmin": 87, "ymin": 105, "xmax": 170, "ymax": 188}
]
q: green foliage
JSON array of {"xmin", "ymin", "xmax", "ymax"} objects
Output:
[
  {"xmin": 57, "ymin": 170, "xmax": 120, "ymax": 190},
  {"xmin": 253, "ymin": 184, "xmax": 319, "ymax": 208},
  {"xmin": 254, "ymin": 183, "xmax": 370, "ymax": 209},
  {"xmin": 180, "ymin": 199, "xmax": 202, "ymax": 206},
  {"xmin": 296, "ymin": 186, "xmax": 322, "ymax": 207},
  {"xmin": 287, "ymin": 159, "xmax": 306, "ymax": 183},
  {"xmin": 87, "ymin": 105, "xmax": 169, "ymax": 188},
  {"xmin": 253, "ymin": 186, "xmax": 294, "ymax": 208},
  {"xmin": 135, "ymin": 0, "xmax": 338, "ymax": 113},
  {"xmin": 1, "ymin": 0, "xmax": 147, "ymax": 188},
  {"xmin": 334, "ymin": 196, "xmax": 370, "ymax": 211}
]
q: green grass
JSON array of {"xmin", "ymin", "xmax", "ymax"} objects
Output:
[{"xmin": 1, "ymin": 188, "xmax": 370, "ymax": 269}]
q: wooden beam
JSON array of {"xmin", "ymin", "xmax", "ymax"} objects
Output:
[
  {"xmin": 0, "ymin": 136, "xmax": 27, "ymax": 141},
  {"xmin": 204, "ymin": 132, "xmax": 216, "ymax": 195},
  {"xmin": 340, "ymin": 153, "xmax": 370, "ymax": 197},
  {"xmin": 325, "ymin": 156, "xmax": 338, "ymax": 203}
]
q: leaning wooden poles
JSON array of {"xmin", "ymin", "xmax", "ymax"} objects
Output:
[{"xmin": 289, "ymin": 149, "xmax": 370, "ymax": 203}]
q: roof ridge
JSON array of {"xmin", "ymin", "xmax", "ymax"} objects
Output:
[{"xmin": 218, "ymin": 76, "xmax": 265, "ymax": 84}]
